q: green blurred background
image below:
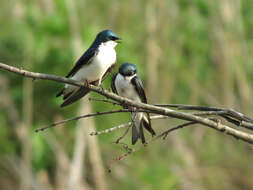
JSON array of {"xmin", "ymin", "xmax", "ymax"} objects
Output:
[{"xmin": 0, "ymin": 0, "xmax": 253, "ymax": 189}]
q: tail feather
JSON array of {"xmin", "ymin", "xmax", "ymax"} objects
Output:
[
  {"xmin": 56, "ymin": 89, "xmax": 64, "ymax": 97},
  {"xmin": 132, "ymin": 125, "xmax": 139, "ymax": 145},
  {"xmin": 63, "ymin": 91, "xmax": 74, "ymax": 100},
  {"xmin": 131, "ymin": 112, "xmax": 147, "ymax": 145},
  {"xmin": 132, "ymin": 122, "xmax": 146, "ymax": 145},
  {"xmin": 139, "ymin": 124, "xmax": 145, "ymax": 144},
  {"xmin": 57, "ymin": 81, "xmax": 99, "ymax": 107},
  {"xmin": 56, "ymin": 88, "xmax": 74, "ymax": 100},
  {"xmin": 131, "ymin": 113, "xmax": 156, "ymax": 145},
  {"xmin": 142, "ymin": 117, "xmax": 156, "ymax": 136},
  {"xmin": 60, "ymin": 87, "xmax": 90, "ymax": 107}
]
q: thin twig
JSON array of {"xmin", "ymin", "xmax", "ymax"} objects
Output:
[
  {"xmin": 35, "ymin": 109, "xmax": 153, "ymax": 132},
  {"xmin": 107, "ymin": 121, "xmax": 196, "ymax": 172},
  {"xmin": 241, "ymin": 121, "xmax": 253, "ymax": 130},
  {"xmin": 35, "ymin": 109, "xmax": 131, "ymax": 132},
  {"xmin": 192, "ymin": 110, "xmax": 227, "ymax": 116},
  {"xmin": 89, "ymin": 111, "xmax": 225, "ymax": 136},
  {"xmin": 115, "ymin": 125, "xmax": 131, "ymax": 144},
  {"xmin": 90, "ymin": 122, "xmax": 132, "ymax": 136},
  {"xmin": 90, "ymin": 115, "xmax": 169, "ymax": 136},
  {"xmin": 88, "ymin": 97, "xmax": 121, "ymax": 106},
  {"xmin": 158, "ymin": 103, "xmax": 253, "ymax": 122},
  {"xmin": 158, "ymin": 103, "xmax": 253, "ymax": 128},
  {"xmin": 162, "ymin": 122, "xmax": 197, "ymax": 139},
  {"xmin": 155, "ymin": 104, "xmax": 223, "ymax": 111}
]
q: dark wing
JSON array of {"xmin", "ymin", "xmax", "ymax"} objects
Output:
[
  {"xmin": 66, "ymin": 48, "xmax": 98, "ymax": 78},
  {"xmin": 60, "ymin": 80, "xmax": 98, "ymax": 107},
  {"xmin": 101, "ymin": 63, "xmax": 116, "ymax": 82},
  {"xmin": 60, "ymin": 61, "xmax": 115, "ymax": 107},
  {"xmin": 111, "ymin": 73, "xmax": 118, "ymax": 94},
  {"xmin": 131, "ymin": 76, "xmax": 147, "ymax": 103},
  {"xmin": 131, "ymin": 76, "xmax": 155, "ymax": 136},
  {"xmin": 60, "ymin": 87, "xmax": 90, "ymax": 107},
  {"xmin": 142, "ymin": 117, "xmax": 156, "ymax": 136}
]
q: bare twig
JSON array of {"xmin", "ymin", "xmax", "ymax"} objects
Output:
[
  {"xmin": 1, "ymin": 63, "xmax": 253, "ymax": 144},
  {"xmin": 88, "ymin": 97, "xmax": 121, "ymax": 106},
  {"xmin": 35, "ymin": 109, "xmax": 138, "ymax": 132},
  {"xmin": 108, "ymin": 121, "xmax": 197, "ymax": 172},
  {"xmin": 158, "ymin": 103, "xmax": 253, "ymax": 128},
  {"xmin": 90, "ymin": 121, "xmax": 132, "ymax": 136},
  {"xmin": 89, "ymin": 111, "xmax": 226, "ymax": 136},
  {"xmin": 158, "ymin": 103, "xmax": 253, "ymax": 122},
  {"xmin": 155, "ymin": 104, "xmax": 223, "ymax": 111},
  {"xmin": 115, "ymin": 125, "xmax": 131, "ymax": 144},
  {"xmin": 162, "ymin": 122, "xmax": 197, "ymax": 139},
  {"xmin": 90, "ymin": 115, "xmax": 169, "ymax": 136}
]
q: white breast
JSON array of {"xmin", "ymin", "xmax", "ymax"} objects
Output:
[
  {"xmin": 115, "ymin": 73, "xmax": 141, "ymax": 102},
  {"xmin": 71, "ymin": 41, "xmax": 117, "ymax": 83}
]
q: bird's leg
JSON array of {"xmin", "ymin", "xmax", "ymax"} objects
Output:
[
  {"xmin": 98, "ymin": 77, "xmax": 105, "ymax": 91},
  {"xmin": 100, "ymin": 84, "xmax": 105, "ymax": 92},
  {"xmin": 129, "ymin": 106, "xmax": 137, "ymax": 112},
  {"xmin": 83, "ymin": 79, "xmax": 89, "ymax": 87},
  {"xmin": 98, "ymin": 78, "xmax": 102, "ymax": 86}
]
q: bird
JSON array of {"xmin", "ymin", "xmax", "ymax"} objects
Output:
[
  {"xmin": 111, "ymin": 63, "xmax": 156, "ymax": 145},
  {"xmin": 56, "ymin": 30, "xmax": 121, "ymax": 107}
]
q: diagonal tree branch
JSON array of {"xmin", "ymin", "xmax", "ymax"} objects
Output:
[{"xmin": 1, "ymin": 62, "xmax": 253, "ymax": 144}]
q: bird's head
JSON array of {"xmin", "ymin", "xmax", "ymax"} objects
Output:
[
  {"xmin": 119, "ymin": 62, "xmax": 137, "ymax": 77},
  {"xmin": 95, "ymin": 30, "xmax": 121, "ymax": 44}
]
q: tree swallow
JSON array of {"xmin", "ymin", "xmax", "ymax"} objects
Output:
[
  {"xmin": 111, "ymin": 63, "xmax": 156, "ymax": 145},
  {"xmin": 56, "ymin": 30, "xmax": 121, "ymax": 107}
]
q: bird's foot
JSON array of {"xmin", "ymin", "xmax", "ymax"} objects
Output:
[
  {"xmin": 83, "ymin": 80, "xmax": 89, "ymax": 87},
  {"xmin": 83, "ymin": 80, "xmax": 90, "ymax": 87},
  {"xmin": 99, "ymin": 84, "xmax": 105, "ymax": 92},
  {"xmin": 143, "ymin": 142, "xmax": 148, "ymax": 147},
  {"xmin": 129, "ymin": 106, "xmax": 137, "ymax": 112}
]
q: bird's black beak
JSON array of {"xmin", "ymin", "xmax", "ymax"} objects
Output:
[{"xmin": 115, "ymin": 37, "xmax": 122, "ymax": 43}]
